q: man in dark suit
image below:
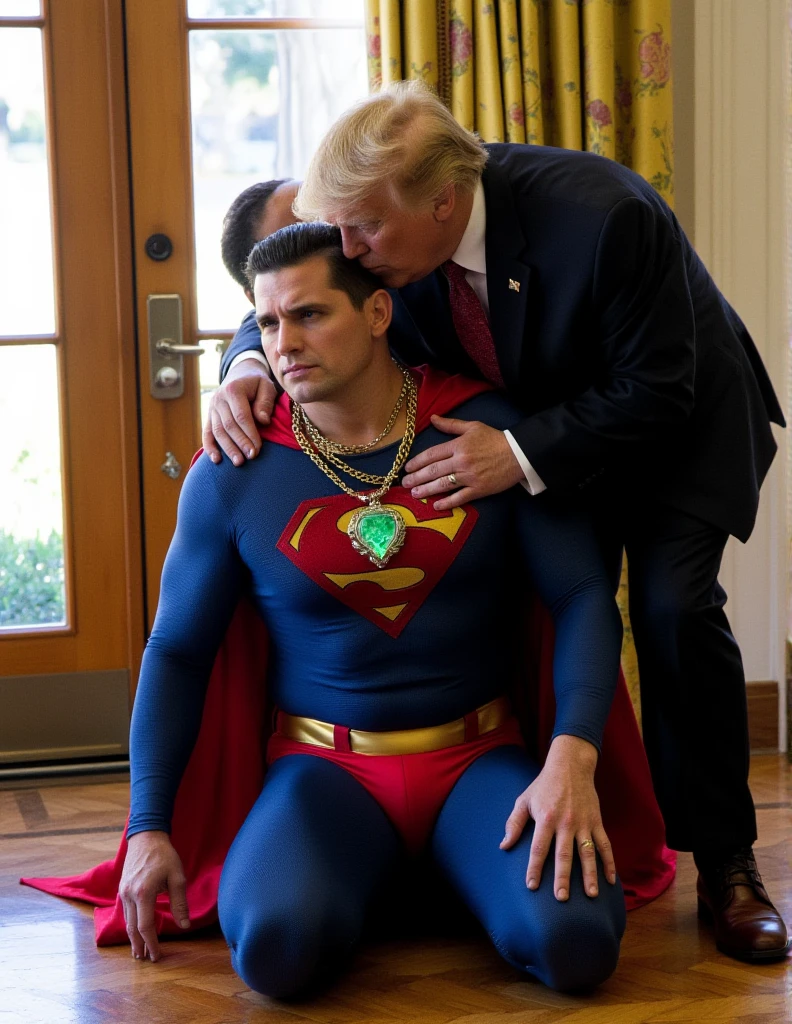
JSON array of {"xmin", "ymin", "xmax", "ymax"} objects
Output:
[{"xmin": 209, "ymin": 82, "xmax": 788, "ymax": 962}]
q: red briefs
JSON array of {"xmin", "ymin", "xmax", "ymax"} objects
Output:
[{"xmin": 267, "ymin": 714, "xmax": 525, "ymax": 855}]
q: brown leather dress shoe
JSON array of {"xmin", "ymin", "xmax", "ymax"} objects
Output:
[{"xmin": 696, "ymin": 848, "xmax": 790, "ymax": 962}]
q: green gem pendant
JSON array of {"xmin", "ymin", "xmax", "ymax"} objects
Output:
[{"xmin": 348, "ymin": 503, "xmax": 406, "ymax": 567}]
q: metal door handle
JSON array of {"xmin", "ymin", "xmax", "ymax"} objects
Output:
[
  {"xmin": 156, "ymin": 339, "xmax": 205, "ymax": 356},
  {"xmin": 148, "ymin": 294, "xmax": 203, "ymax": 400}
]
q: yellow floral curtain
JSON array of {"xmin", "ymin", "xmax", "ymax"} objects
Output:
[
  {"xmin": 364, "ymin": 1, "xmax": 673, "ymax": 208},
  {"xmin": 363, "ymin": 0, "xmax": 675, "ymax": 717}
]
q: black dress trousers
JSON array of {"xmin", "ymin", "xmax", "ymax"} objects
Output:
[{"xmin": 585, "ymin": 489, "xmax": 757, "ymax": 853}]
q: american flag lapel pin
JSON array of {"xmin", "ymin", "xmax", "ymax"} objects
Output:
[{"xmin": 508, "ymin": 278, "xmax": 520, "ymax": 292}]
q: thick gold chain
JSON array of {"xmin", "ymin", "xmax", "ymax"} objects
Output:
[
  {"xmin": 300, "ymin": 363, "xmax": 408, "ymax": 455},
  {"xmin": 291, "ymin": 370, "xmax": 418, "ymax": 504}
]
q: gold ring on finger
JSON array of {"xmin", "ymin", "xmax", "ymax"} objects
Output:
[
  {"xmin": 579, "ymin": 838, "xmax": 595, "ymax": 850},
  {"xmin": 447, "ymin": 472, "xmax": 458, "ymax": 487}
]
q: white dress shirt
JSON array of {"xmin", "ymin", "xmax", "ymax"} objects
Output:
[
  {"xmin": 228, "ymin": 344, "xmax": 267, "ymax": 374},
  {"xmin": 449, "ymin": 182, "xmax": 546, "ymax": 495},
  {"xmin": 230, "ymin": 184, "xmax": 546, "ymax": 495}
]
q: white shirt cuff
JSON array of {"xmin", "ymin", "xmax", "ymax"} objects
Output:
[
  {"xmin": 227, "ymin": 349, "xmax": 268, "ymax": 373},
  {"xmin": 504, "ymin": 430, "xmax": 547, "ymax": 495}
]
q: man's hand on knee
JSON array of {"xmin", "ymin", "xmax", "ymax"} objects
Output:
[
  {"xmin": 119, "ymin": 830, "xmax": 190, "ymax": 962},
  {"xmin": 203, "ymin": 358, "xmax": 278, "ymax": 467},
  {"xmin": 499, "ymin": 734, "xmax": 617, "ymax": 902}
]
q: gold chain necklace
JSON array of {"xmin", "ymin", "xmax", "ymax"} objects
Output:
[
  {"xmin": 299, "ymin": 365, "xmax": 408, "ymax": 456},
  {"xmin": 291, "ymin": 368, "xmax": 418, "ymax": 567},
  {"xmin": 295, "ymin": 410, "xmax": 405, "ymax": 486}
]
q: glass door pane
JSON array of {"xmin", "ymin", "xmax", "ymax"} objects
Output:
[
  {"xmin": 187, "ymin": 3, "xmax": 366, "ymax": 430},
  {"xmin": 188, "ymin": 0, "xmax": 363, "ymax": 19},
  {"xmin": 189, "ymin": 22, "xmax": 367, "ymax": 332},
  {"xmin": 0, "ymin": 2, "xmax": 40, "ymax": 15},
  {"xmin": 0, "ymin": 345, "xmax": 65, "ymax": 629},
  {"xmin": 0, "ymin": 27, "xmax": 56, "ymax": 334},
  {"xmin": 0, "ymin": 20, "xmax": 64, "ymax": 634}
]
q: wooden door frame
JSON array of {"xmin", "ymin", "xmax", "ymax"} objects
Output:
[
  {"xmin": 125, "ymin": 0, "xmax": 203, "ymax": 628},
  {"xmin": 101, "ymin": 0, "xmax": 146, "ymax": 687}
]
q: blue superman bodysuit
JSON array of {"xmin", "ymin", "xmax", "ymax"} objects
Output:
[{"xmin": 124, "ymin": 373, "xmax": 627, "ymax": 996}]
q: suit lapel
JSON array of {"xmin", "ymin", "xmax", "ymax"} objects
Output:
[{"xmin": 482, "ymin": 159, "xmax": 531, "ymax": 392}]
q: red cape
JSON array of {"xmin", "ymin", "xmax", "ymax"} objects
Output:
[{"xmin": 21, "ymin": 367, "xmax": 675, "ymax": 944}]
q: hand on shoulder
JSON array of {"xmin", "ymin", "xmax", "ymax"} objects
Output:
[{"xmin": 203, "ymin": 359, "xmax": 277, "ymax": 467}]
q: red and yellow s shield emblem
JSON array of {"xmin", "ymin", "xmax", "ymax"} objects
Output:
[{"xmin": 276, "ymin": 487, "xmax": 477, "ymax": 638}]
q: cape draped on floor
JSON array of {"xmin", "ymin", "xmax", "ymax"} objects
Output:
[{"xmin": 21, "ymin": 366, "xmax": 675, "ymax": 944}]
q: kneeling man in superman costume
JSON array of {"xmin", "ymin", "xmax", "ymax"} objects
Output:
[{"xmin": 119, "ymin": 221, "xmax": 628, "ymax": 997}]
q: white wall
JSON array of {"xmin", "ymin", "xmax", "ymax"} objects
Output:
[{"xmin": 672, "ymin": 0, "xmax": 788, "ymax": 748}]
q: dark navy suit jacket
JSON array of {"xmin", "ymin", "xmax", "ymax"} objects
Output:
[{"xmin": 222, "ymin": 144, "xmax": 784, "ymax": 542}]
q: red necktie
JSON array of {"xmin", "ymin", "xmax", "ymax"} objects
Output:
[{"xmin": 443, "ymin": 259, "xmax": 504, "ymax": 387}]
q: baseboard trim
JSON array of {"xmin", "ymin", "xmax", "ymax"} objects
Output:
[
  {"xmin": 0, "ymin": 669, "xmax": 130, "ymax": 765},
  {"xmin": 746, "ymin": 681, "xmax": 779, "ymax": 752}
]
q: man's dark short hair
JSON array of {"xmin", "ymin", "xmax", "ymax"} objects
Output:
[
  {"xmin": 221, "ymin": 179, "xmax": 288, "ymax": 289},
  {"xmin": 246, "ymin": 222, "xmax": 382, "ymax": 311}
]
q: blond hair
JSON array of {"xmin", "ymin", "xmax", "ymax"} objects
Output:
[{"xmin": 294, "ymin": 81, "xmax": 488, "ymax": 220}]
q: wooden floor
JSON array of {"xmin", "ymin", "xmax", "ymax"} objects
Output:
[{"xmin": 1, "ymin": 756, "xmax": 790, "ymax": 1024}]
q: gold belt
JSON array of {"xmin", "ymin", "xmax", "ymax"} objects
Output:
[{"xmin": 276, "ymin": 696, "xmax": 511, "ymax": 756}]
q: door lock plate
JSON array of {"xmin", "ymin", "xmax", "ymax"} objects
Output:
[{"xmin": 148, "ymin": 294, "xmax": 195, "ymax": 400}]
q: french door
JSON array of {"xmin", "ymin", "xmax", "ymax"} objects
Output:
[
  {"xmin": 0, "ymin": 0, "xmax": 369, "ymax": 766},
  {"xmin": 0, "ymin": 0, "xmax": 143, "ymax": 768}
]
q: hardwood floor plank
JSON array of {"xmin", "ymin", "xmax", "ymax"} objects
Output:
[
  {"xmin": 0, "ymin": 755, "xmax": 789, "ymax": 1023},
  {"xmin": 0, "ymin": 791, "xmax": 28, "ymax": 834},
  {"xmin": 13, "ymin": 790, "xmax": 50, "ymax": 829}
]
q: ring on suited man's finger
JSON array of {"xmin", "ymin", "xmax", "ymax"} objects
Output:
[
  {"xmin": 579, "ymin": 838, "xmax": 595, "ymax": 850},
  {"xmin": 447, "ymin": 472, "xmax": 458, "ymax": 487}
]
